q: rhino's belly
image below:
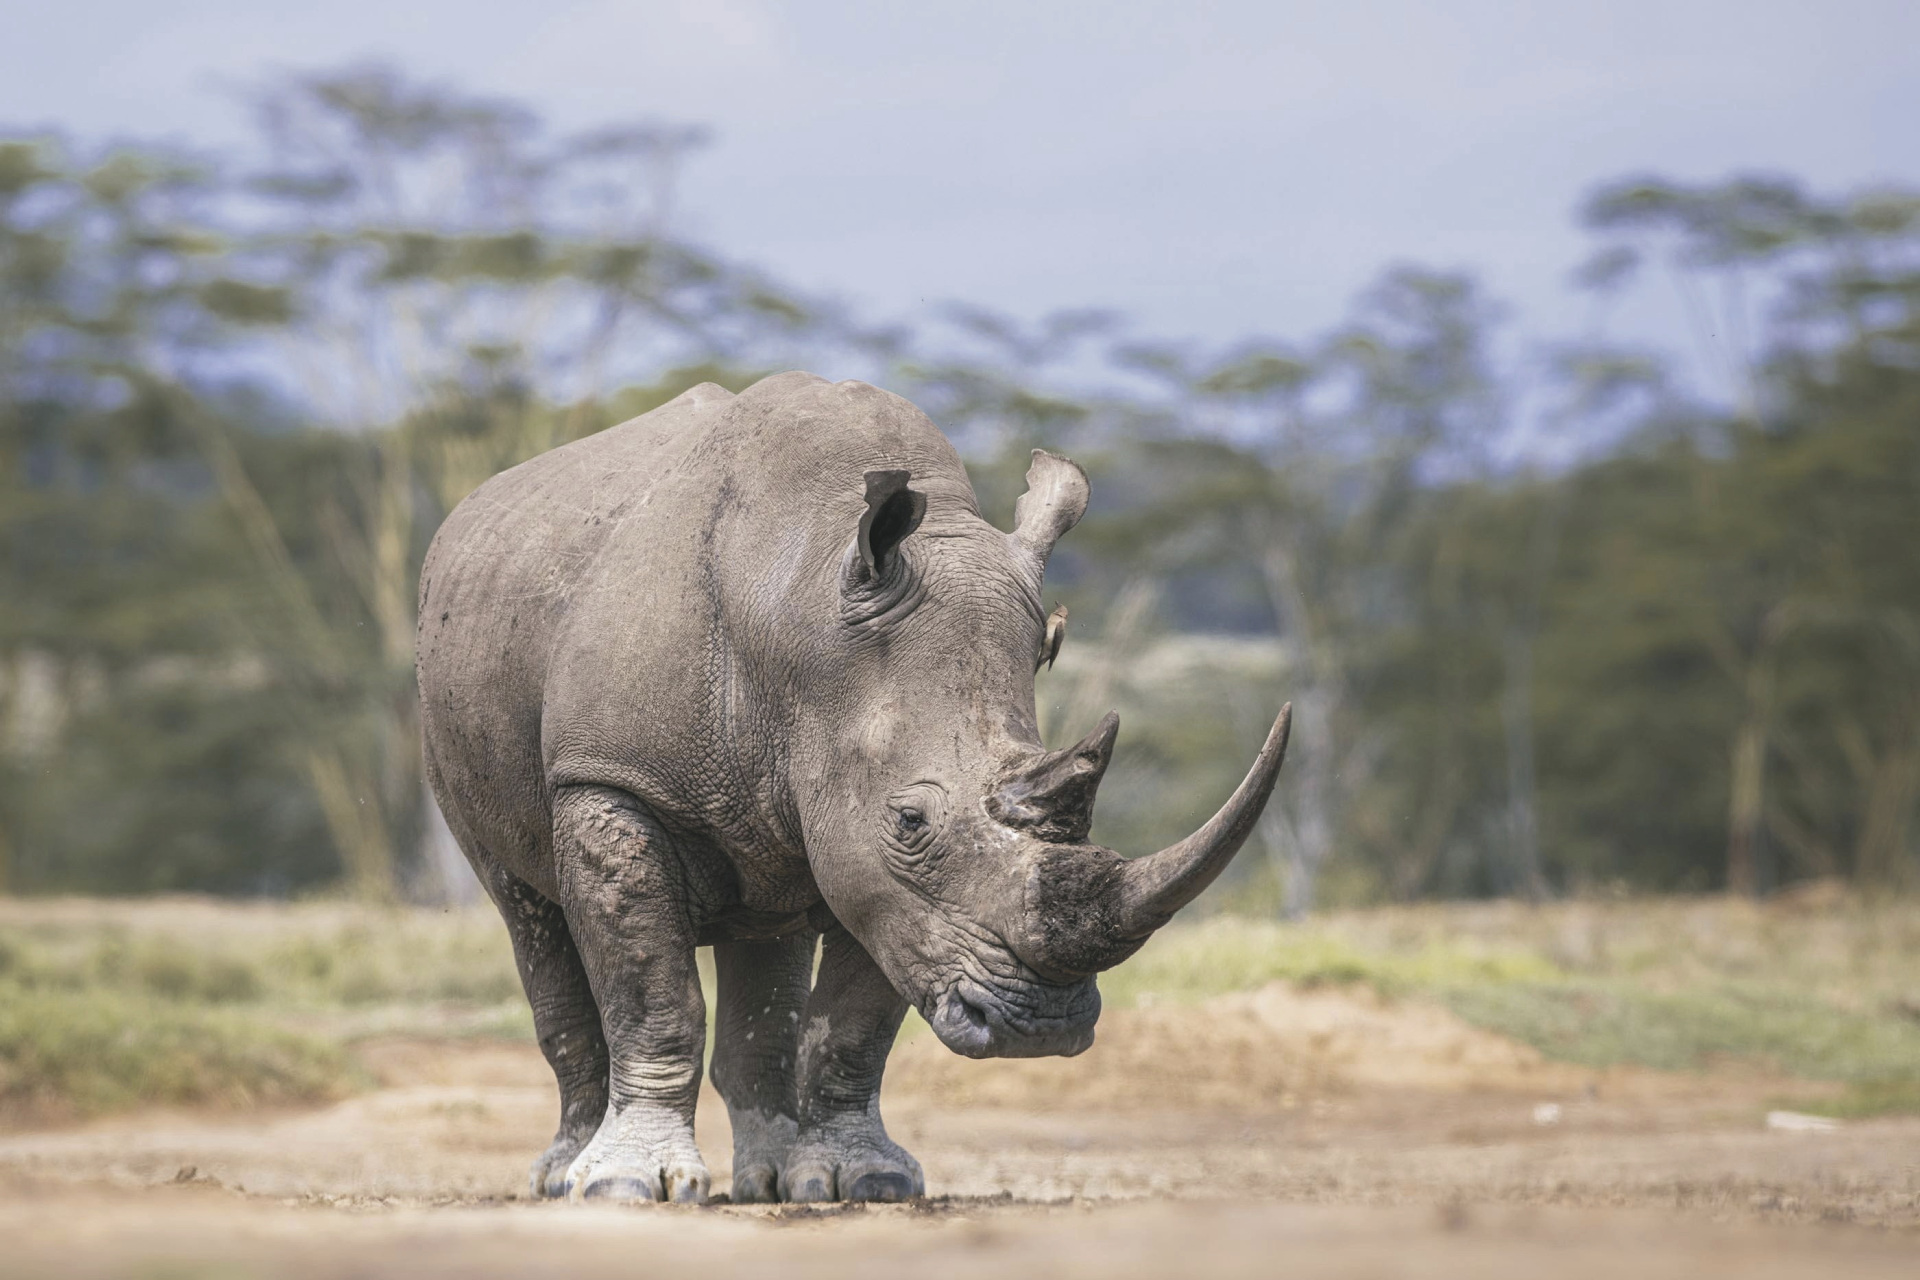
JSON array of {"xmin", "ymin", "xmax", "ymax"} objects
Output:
[{"xmin": 695, "ymin": 902, "xmax": 820, "ymax": 944}]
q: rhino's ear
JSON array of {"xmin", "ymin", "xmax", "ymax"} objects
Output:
[
  {"xmin": 857, "ymin": 469, "xmax": 927, "ymax": 578},
  {"xmin": 1011, "ymin": 449, "xmax": 1089, "ymax": 567}
]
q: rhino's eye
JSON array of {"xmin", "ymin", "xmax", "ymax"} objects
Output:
[{"xmin": 882, "ymin": 783, "xmax": 946, "ymax": 869}]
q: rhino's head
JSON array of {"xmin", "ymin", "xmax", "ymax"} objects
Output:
[{"xmin": 796, "ymin": 448, "xmax": 1290, "ymax": 1060}]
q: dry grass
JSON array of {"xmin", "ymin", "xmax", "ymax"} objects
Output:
[
  {"xmin": 1109, "ymin": 894, "xmax": 1920, "ymax": 1110},
  {"xmin": 0, "ymin": 897, "xmax": 524, "ymax": 1124},
  {"xmin": 3, "ymin": 890, "xmax": 1918, "ymax": 1124}
]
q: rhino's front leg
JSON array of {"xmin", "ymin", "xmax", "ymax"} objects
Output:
[
  {"xmin": 781, "ymin": 923, "xmax": 924, "ymax": 1203},
  {"xmin": 552, "ymin": 785, "xmax": 710, "ymax": 1204},
  {"xmin": 709, "ymin": 934, "xmax": 814, "ymax": 1203}
]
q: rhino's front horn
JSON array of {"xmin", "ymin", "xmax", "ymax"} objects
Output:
[{"xmin": 1114, "ymin": 703, "xmax": 1292, "ymax": 939}]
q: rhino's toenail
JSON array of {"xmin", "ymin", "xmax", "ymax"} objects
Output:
[
  {"xmin": 786, "ymin": 1174, "xmax": 833, "ymax": 1202},
  {"xmin": 583, "ymin": 1176, "xmax": 658, "ymax": 1202},
  {"xmin": 847, "ymin": 1172, "xmax": 916, "ymax": 1203}
]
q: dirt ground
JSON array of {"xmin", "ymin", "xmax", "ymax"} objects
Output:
[{"xmin": 3, "ymin": 983, "xmax": 1916, "ymax": 1278}]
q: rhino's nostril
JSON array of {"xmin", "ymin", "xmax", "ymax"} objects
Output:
[{"xmin": 928, "ymin": 985, "xmax": 999, "ymax": 1058}]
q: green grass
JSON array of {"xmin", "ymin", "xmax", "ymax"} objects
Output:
[
  {"xmin": 1782, "ymin": 1075, "xmax": 1920, "ymax": 1119},
  {"xmin": 1101, "ymin": 915, "xmax": 1562, "ymax": 1006},
  {"xmin": 1437, "ymin": 980, "xmax": 1920, "ymax": 1082}
]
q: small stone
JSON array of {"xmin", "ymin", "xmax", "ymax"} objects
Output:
[{"xmin": 1531, "ymin": 1102, "xmax": 1563, "ymax": 1126}]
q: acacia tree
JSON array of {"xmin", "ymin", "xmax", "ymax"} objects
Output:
[
  {"xmin": 1097, "ymin": 269, "xmax": 1511, "ymax": 912},
  {"xmin": 0, "ymin": 68, "xmax": 829, "ymax": 899},
  {"xmin": 0, "ymin": 137, "xmax": 312, "ymax": 894},
  {"xmin": 210, "ymin": 66, "xmax": 830, "ymax": 899}
]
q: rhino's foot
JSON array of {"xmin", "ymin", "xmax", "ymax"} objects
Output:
[
  {"xmin": 777, "ymin": 1118, "xmax": 924, "ymax": 1204},
  {"xmin": 529, "ymin": 1125, "xmax": 598, "ymax": 1199},
  {"xmin": 563, "ymin": 1105, "xmax": 709, "ymax": 1205},
  {"xmin": 726, "ymin": 1108, "xmax": 800, "ymax": 1205}
]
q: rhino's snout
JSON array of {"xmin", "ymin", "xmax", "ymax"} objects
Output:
[{"xmin": 928, "ymin": 974, "xmax": 1099, "ymax": 1059}]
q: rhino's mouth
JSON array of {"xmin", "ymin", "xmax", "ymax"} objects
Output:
[{"xmin": 924, "ymin": 968, "xmax": 1100, "ymax": 1059}]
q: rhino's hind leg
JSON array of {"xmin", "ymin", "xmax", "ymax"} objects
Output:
[
  {"xmin": 551, "ymin": 785, "xmax": 712, "ymax": 1204},
  {"xmin": 485, "ymin": 870, "xmax": 610, "ymax": 1199},
  {"xmin": 781, "ymin": 924, "xmax": 924, "ymax": 1204},
  {"xmin": 710, "ymin": 934, "xmax": 815, "ymax": 1202}
]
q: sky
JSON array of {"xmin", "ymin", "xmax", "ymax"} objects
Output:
[{"xmin": 5, "ymin": 1, "xmax": 1918, "ymax": 399}]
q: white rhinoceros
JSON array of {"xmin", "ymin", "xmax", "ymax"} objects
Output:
[{"xmin": 417, "ymin": 372, "xmax": 1290, "ymax": 1204}]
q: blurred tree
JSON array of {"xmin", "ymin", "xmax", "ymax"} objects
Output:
[
  {"xmin": 1102, "ymin": 269, "xmax": 1510, "ymax": 913},
  {"xmin": 0, "ymin": 70, "xmax": 822, "ymax": 899},
  {"xmin": 1573, "ymin": 175, "xmax": 1920, "ymax": 893},
  {"xmin": 5, "ymin": 72, "xmax": 1917, "ymax": 907},
  {"xmin": 206, "ymin": 67, "xmax": 821, "ymax": 900},
  {"xmin": 0, "ymin": 135, "xmax": 336, "ymax": 893}
]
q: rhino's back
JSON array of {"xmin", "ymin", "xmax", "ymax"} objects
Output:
[
  {"xmin": 418, "ymin": 371, "xmax": 980, "ymax": 894},
  {"xmin": 417, "ymin": 380, "xmax": 738, "ymax": 889}
]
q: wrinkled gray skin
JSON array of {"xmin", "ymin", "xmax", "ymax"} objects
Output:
[{"xmin": 417, "ymin": 373, "xmax": 1290, "ymax": 1205}]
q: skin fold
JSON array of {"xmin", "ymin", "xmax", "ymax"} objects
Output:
[{"xmin": 417, "ymin": 372, "xmax": 1287, "ymax": 1203}]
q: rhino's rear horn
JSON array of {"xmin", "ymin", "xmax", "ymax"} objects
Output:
[{"xmin": 987, "ymin": 712, "xmax": 1118, "ymax": 843}]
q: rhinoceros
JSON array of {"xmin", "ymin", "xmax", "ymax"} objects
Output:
[{"xmin": 417, "ymin": 372, "xmax": 1290, "ymax": 1205}]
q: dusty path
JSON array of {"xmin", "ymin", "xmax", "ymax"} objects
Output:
[{"xmin": 3, "ymin": 985, "xmax": 1915, "ymax": 1277}]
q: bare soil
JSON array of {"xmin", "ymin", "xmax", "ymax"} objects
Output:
[{"xmin": 3, "ymin": 983, "xmax": 1916, "ymax": 1278}]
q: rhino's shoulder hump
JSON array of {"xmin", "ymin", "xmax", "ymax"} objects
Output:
[
  {"xmin": 713, "ymin": 372, "xmax": 969, "ymax": 497},
  {"xmin": 461, "ymin": 380, "xmax": 737, "ymax": 510}
]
